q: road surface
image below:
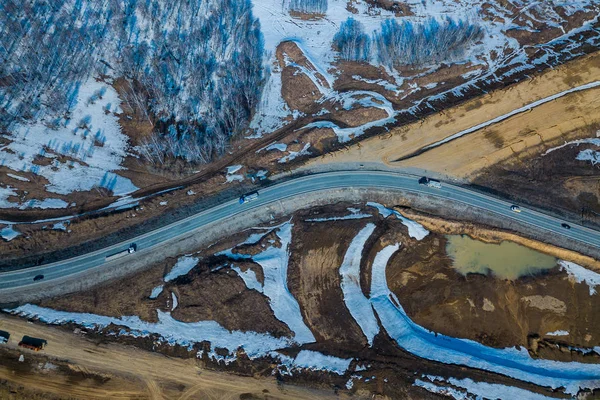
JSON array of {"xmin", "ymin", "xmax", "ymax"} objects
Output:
[{"xmin": 1, "ymin": 171, "xmax": 597, "ymax": 291}]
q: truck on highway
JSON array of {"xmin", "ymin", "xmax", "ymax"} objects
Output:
[
  {"xmin": 239, "ymin": 191, "xmax": 259, "ymax": 204},
  {"xmin": 105, "ymin": 243, "xmax": 137, "ymax": 262},
  {"xmin": 18, "ymin": 335, "xmax": 47, "ymax": 351},
  {"xmin": 418, "ymin": 177, "xmax": 442, "ymax": 189}
]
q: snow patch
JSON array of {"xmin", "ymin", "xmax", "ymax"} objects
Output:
[
  {"xmin": 225, "ymin": 174, "xmax": 244, "ymax": 183},
  {"xmin": 231, "ymin": 265, "xmax": 263, "ymax": 293},
  {"xmin": 292, "ymin": 350, "xmax": 352, "ymax": 376},
  {"xmin": 0, "ymin": 225, "xmax": 20, "ymax": 241},
  {"xmin": 18, "ymin": 198, "xmax": 70, "ymax": 210},
  {"xmin": 247, "ymin": 223, "xmax": 315, "ymax": 344},
  {"xmin": 559, "ymin": 260, "xmax": 600, "ymax": 295},
  {"xmin": 305, "ymin": 213, "xmax": 371, "ymax": 222},
  {"xmin": 339, "ymin": 223, "xmax": 380, "ymax": 345},
  {"xmin": 164, "ymin": 256, "xmax": 199, "ymax": 282},
  {"xmin": 278, "ymin": 143, "xmax": 311, "ymax": 163},
  {"xmin": 546, "ymin": 330, "xmax": 569, "ymax": 336},
  {"xmin": 370, "ymin": 248, "xmax": 600, "ymax": 394},
  {"xmin": 0, "ymin": 78, "xmax": 137, "ymax": 197},
  {"xmin": 7, "ymin": 173, "xmax": 29, "ymax": 182},
  {"xmin": 149, "ymin": 285, "xmax": 164, "ymax": 299},
  {"xmin": 265, "ymin": 143, "xmax": 288, "ymax": 152},
  {"xmin": 8, "ymin": 304, "xmax": 293, "ymax": 359},
  {"xmin": 367, "ymin": 202, "xmax": 429, "ymax": 240},
  {"xmin": 576, "ymin": 149, "xmax": 600, "ymax": 166},
  {"xmin": 226, "ymin": 165, "xmax": 243, "ymax": 174},
  {"xmin": 543, "ymin": 138, "xmax": 600, "ymax": 156},
  {"xmin": 171, "ymin": 292, "xmax": 178, "ymax": 311},
  {"xmin": 418, "ymin": 375, "xmax": 557, "ymax": 400}
]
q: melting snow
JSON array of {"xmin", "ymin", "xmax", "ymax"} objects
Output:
[
  {"xmin": 52, "ymin": 222, "xmax": 67, "ymax": 231},
  {"xmin": 225, "ymin": 174, "xmax": 244, "ymax": 183},
  {"xmin": 417, "ymin": 375, "xmax": 557, "ymax": 400},
  {"xmin": 414, "ymin": 379, "xmax": 468, "ymax": 400},
  {"xmin": 225, "ymin": 165, "xmax": 245, "ymax": 183},
  {"xmin": 18, "ymin": 198, "xmax": 69, "ymax": 210},
  {"xmin": 546, "ymin": 330, "xmax": 569, "ymax": 336},
  {"xmin": 231, "ymin": 265, "xmax": 263, "ymax": 293},
  {"xmin": 8, "ymin": 305, "xmax": 293, "ymax": 359},
  {"xmin": 305, "ymin": 213, "xmax": 371, "ymax": 222},
  {"xmin": 0, "ymin": 225, "xmax": 20, "ymax": 241},
  {"xmin": 265, "ymin": 143, "xmax": 288, "ymax": 152},
  {"xmin": 149, "ymin": 285, "xmax": 164, "ymax": 299},
  {"xmin": 247, "ymin": 223, "xmax": 315, "ymax": 344},
  {"xmin": 559, "ymin": 260, "xmax": 600, "ymax": 295},
  {"xmin": 339, "ymin": 223, "xmax": 380, "ymax": 345},
  {"xmin": 7, "ymin": 173, "xmax": 29, "ymax": 182},
  {"xmin": 278, "ymin": 143, "xmax": 311, "ymax": 163},
  {"xmin": 171, "ymin": 292, "xmax": 178, "ymax": 310},
  {"xmin": 292, "ymin": 350, "xmax": 352, "ymax": 376},
  {"xmin": 369, "ymin": 246, "xmax": 600, "ymax": 394},
  {"xmin": 249, "ymin": 63, "xmax": 292, "ymax": 137},
  {"xmin": 0, "ymin": 78, "xmax": 137, "ymax": 197},
  {"xmin": 164, "ymin": 256, "xmax": 199, "ymax": 282},
  {"xmin": 543, "ymin": 138, "xmax": 600, "ymax": 156},
  {"xmin": 576, "ymin": 149, "xmax": 600, "ymax": 166},
  {"xmin": 226, "ymin": 165, "xmax": 243, "ymax": 174},
  {"xmin": 0, "ymin": 186, "xmax": 19, "ymax": 208},
  {"xmin": 367, "ymin": 202, "xmax": 429, "ymax": 240}
]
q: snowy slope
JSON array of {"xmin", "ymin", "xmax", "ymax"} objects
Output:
[{"xmin": 0, "ymin": 79, "xmax": 137, "ymax": 205}]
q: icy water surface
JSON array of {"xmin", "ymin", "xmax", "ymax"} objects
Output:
[{"xmin": 446, "ymin": 235, "xmax": 557, "ymax": 280}]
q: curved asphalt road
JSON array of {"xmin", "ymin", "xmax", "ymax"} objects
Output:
[{"xmin": 1, "ymin": 170, "xmax": 598, "ymax": 290}]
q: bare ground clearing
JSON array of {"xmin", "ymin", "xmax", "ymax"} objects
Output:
[{"xmin": 0, "ymin": 314, "xmax": 343, "ymax": 400}]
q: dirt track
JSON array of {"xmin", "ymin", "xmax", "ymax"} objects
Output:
[
  {"xmin": 0, "ymin": 314, "xmax": 343, "ymax": 400},
  {"xmin": 309, "ymin": 52, "xmax": 600, "ymax": 180}
]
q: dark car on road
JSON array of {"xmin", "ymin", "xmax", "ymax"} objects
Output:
[
  {"xmin": 561, "ymin": 223, "xmax": 571, "ymax": 229},
  {"xmin": 33, "ymin": 274, "xmax": 44, "ymax": 281}
]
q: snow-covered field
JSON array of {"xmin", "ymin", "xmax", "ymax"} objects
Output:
[{"xmin": 0, "ymin": 79, "xmax": 137, "ymax": 209}]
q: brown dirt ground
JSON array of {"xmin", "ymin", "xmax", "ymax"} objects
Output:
[
  {"xmin": 309, "ymin": 51, "xmax": 600, "ymax": 171},
  {"xmin": 40, "ymin": 253, "xmax": 289, "ymax": 337},
  {"xmin": 287, "ymin": 210, "xmax": 372, "ymax": 347},
  {"xmin": 7, "ymin": 203, "xmax": 600, "ymax": 398},
  {"xmin": 38, "ymin": 203, "xmax": 600, "ymax": 364},
  {"xmin": 0, "ymin": 314, "xmax": 343, "ymax": 400}
]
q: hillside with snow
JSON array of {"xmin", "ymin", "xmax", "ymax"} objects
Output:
[{"xmin": 1, "ymin": 0, "xmax": 598, "ymax": 215}]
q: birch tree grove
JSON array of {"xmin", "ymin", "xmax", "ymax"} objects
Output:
[
  {"xmin": 288, "ymin": 0, "xmax": 328, "ymax": 15},
  {"xmin": 374, "ymin": 18, "xmax": 484, "ymax": 67},
  {"xmin": 0, "ymin": 0, "xmax": 265, "ymax": 165},
  {"xmin": 333, "ymin": 18, "xmax": 371, "ymax": 62}
]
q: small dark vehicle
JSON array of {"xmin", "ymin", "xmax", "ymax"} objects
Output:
[
  {"xmin": 418, "ymin": 176, "xmax": 442, "ymax": 189},
  {"xmin": 239, "ymin": 191, "xmax": 259, "ymax": 204},
  {"xmin": 0, "ymin": 330, "xmax": 10, "ymax": 344},
  {"xmin": 561, "ymin": 223, "xmax": 571, "ymax": 229},
  {"xmin": 33, "ymin": 274, "xmax": 44, "ymax": 281},
  {"xmin": 18, "ymin": 335, "xmax": 47, "ymax": 351}
]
